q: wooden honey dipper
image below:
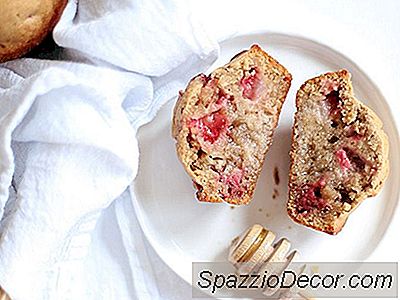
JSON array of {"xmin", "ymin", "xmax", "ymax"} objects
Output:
[{"xmin": 229, "ymin": 224, "xmax": 315, "ymax": 299}]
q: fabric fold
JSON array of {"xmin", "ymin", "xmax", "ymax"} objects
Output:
[
  {"xmin": 0, "ymin": 0, "xmax": 219, "ymax": 299},
  {"xmin": 54, "ymin": 0, "xmax": 218, "ymax": 76},
  {"xmin": 0, "ymin": 63, "xmax": 148, "ymax": 300}
]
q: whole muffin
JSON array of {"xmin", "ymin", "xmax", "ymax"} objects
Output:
[{"xmin": 0, "ymin": 0, "xmax": 67, "ymax": 63}]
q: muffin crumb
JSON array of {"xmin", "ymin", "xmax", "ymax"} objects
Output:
[
  {"xmin": 273, "ymin": 166, "xmax": 280, "ymax": 185},
  {"xmin": 272, "ymin": 188, "xmax": 279, "ymax": 199}
]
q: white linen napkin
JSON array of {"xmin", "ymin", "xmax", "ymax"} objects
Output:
[
  {"xmin": 0, "ymin": 60, "xmax": 149, "ymax": 300},
  {"xmin": 0, "ymin": 0, "xmax": 218, "ymax": 299},
  {"xmin": 53, "ymin": 0, "xmax": 217, "ymax": 77}
]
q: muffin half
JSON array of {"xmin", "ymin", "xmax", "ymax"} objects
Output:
[
  {"xmin": 288, "ymin": 70, "xmax": 389, "ymax": 234},
  {"xmin": 172, "ymin": 45, "xmax": 292, "ymax": 205}
]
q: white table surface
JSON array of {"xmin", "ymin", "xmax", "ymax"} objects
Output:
[{"xmin": 89, "ymin": 1, "xmax": 400, "ymax": 299}]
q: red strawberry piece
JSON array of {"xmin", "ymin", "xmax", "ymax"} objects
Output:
[
  {"xmin": 325, "ymin": 90, "xmax": 341, "ymax": 117},
  {"xmin": 336, "ymin": 149, "xmax": 352, "ymax": 171},
  {"xmin": 190, "ymin": 111, "xmax": 228, "ymax": 144},
  {"xmin": 297, "ymin": 178, "xmax": 329, "ymax": 212},
  {"xmin": 240, "ymin": 68, "xmax": 260, "ymax": 100},
  {"xmin": 220, "ymin": 169, "xmax": 245, "ymax": 198}
]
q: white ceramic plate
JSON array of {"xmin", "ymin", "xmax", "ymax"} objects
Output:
[{"xmin": 131, "ymin": 33, "xmax": 400, "ymax": 286}]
